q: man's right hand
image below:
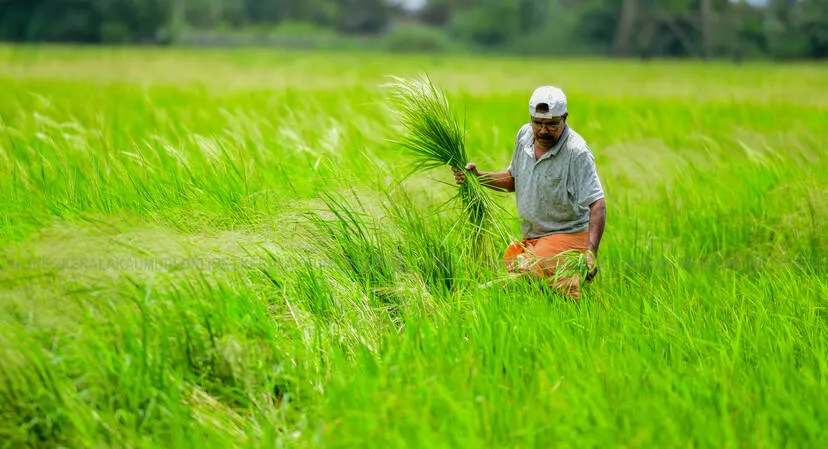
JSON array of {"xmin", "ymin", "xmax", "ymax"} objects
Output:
[{"xmin": 452, "ymin": 163, "xmax": 480, "ymax": 185}]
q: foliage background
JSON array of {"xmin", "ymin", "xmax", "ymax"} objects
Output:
[{"xmin": 1, "ymin": 0, "xmax": 826, "ymax": 59}]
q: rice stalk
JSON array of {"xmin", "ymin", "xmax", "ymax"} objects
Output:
[{"xmin": 383, "ymin": 75, "xmax": 509, "ymax": 264}]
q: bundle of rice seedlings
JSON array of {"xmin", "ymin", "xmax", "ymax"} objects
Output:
[
  {"xmin": 479, "ymin": 250, "xmax": 593, "ymax": 297},
  {"xmin": 384, "ymin": 75, "xmax": 509, "ymax": 265}
]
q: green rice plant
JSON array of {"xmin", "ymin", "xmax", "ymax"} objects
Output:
[
  {"xmin": 384, "ymin": 75, "xmax": 510, "ymax": 265},
  {"xmin": 304, "ymin": 192, "xmax": 404, "ymax": 309},
  {"xmin": 291, "ymin": 258, "xmax": 340, "ymax": 319},
  {"xmin": 380, "ymin": 189, "xmax": 467, "ymax": 298},
  {"xmin": 549, "ymin": 250, "xmax": 592, "ymax": 284}
]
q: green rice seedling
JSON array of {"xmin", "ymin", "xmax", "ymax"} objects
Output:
[
  {"xmin": 304, "ymin": 192, "xmax": 404, "ymax": 310},
  {"xmin": 384, "ymin": 75, "xmax": 510, "ymax": 265},
  {"xmin": 291, "ymin": 258, "xmax": 340, "ymax": 319},
  {"xmin": 380, "ymin": 189, "xmax": 466, "ymax": 298},
  {"xmin": 548, "ymin": 250, "xmax": 592, "ymax": 284},
  {"xmin": 0, "ymin": 323, "xmax": 80, "ymax": 446}
]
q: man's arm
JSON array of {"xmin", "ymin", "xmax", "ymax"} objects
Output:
[
  {"xmin": 452, "ymin": 164, "xmax": 515, "ymax": 192},
  {"xmin": 587, "ymin": 198, "xmax": 606, "ymax": 255},
  {"xmin": 476, "ymin": 169, "xmax": 515, "ymax": 192},
  {"xmin": 586, "ymin": 198, "xmax": 606, "ymax": 280}
]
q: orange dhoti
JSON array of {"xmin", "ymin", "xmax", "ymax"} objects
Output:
[{"xmin": 503, "ymin": 230, "xmax": 590, "ymax": 301}]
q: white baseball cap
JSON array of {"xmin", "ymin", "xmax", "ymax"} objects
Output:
[{"xmin": 529, "ymin": 86, "xmax": 567, "ymax": 118}]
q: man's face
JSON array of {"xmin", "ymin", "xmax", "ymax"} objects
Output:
[{"xmin": 531, "ymin": 113, "xmax": 567, "ymax": 148}]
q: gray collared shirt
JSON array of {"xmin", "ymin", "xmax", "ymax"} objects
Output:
[{"xmin": 507, "ymin": 124, "xmax": 605, "ymax": 239}]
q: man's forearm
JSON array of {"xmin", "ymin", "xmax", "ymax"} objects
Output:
[
  {"xmin": 476, "ymin": 170, "xmax": 515, "ymax": 192},
  {"xmin": 587, "ymin": 199, "xmax": 606, "ymax": 254}
]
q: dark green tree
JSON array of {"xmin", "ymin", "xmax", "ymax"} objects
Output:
[{"xmin": 337, "ymin": 0, "xmax": 390, "ymax": 34}]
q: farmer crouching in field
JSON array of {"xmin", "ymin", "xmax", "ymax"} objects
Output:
[{"xmin": 453, "ymin": 86, "xmax": 606, "ymax": 301}]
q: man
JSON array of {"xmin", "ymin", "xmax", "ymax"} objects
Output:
[{"xmin": 453, "ymin": 86, "xmax": 606, "ymax": 301}]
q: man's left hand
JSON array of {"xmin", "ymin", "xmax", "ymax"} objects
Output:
[{"xmin": 586, "ymin": 251, "xmax": 598, "ymax": 281}]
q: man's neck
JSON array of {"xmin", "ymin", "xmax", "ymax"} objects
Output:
[{"xmin": 533, "ymin": 139, "xmax": 556, "ymax": 159}]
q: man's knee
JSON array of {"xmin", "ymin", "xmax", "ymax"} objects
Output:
[
  {"xmin": 503, "ymin": 241, "xmax": 530, "ymax": 272},
  {"xmin": 551, "ymin": 274, "xmax": 581, "ymax": 302}
]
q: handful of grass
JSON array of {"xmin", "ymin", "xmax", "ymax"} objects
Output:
[{"xmin": 385, "ymin": 75, "xmax": 508, "ymax": 261}]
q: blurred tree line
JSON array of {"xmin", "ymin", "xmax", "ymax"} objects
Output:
[{"xmin": 0, "ymin": 0, "xmax": 825, "ymax": 59}]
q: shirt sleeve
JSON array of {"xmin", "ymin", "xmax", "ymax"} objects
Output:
[
  {"xmin": 572, "ymin": 150, "xmax": 605, "ymax": 207},
  {"xmin": 507, "ymin": 148, "xmax": 516, "ymax": 175}
]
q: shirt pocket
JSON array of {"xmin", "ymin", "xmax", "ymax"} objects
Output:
[
  {"xmin": 538, "ymin": 176, "xmax": 565, "ymax": 205},
  {"xmin": 546, "ymin": 176, "xmax": 565, "ymax": 193},
  {"xmin": 543, "ymin": 176, "xmax": 577, "ymax": 221}
]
